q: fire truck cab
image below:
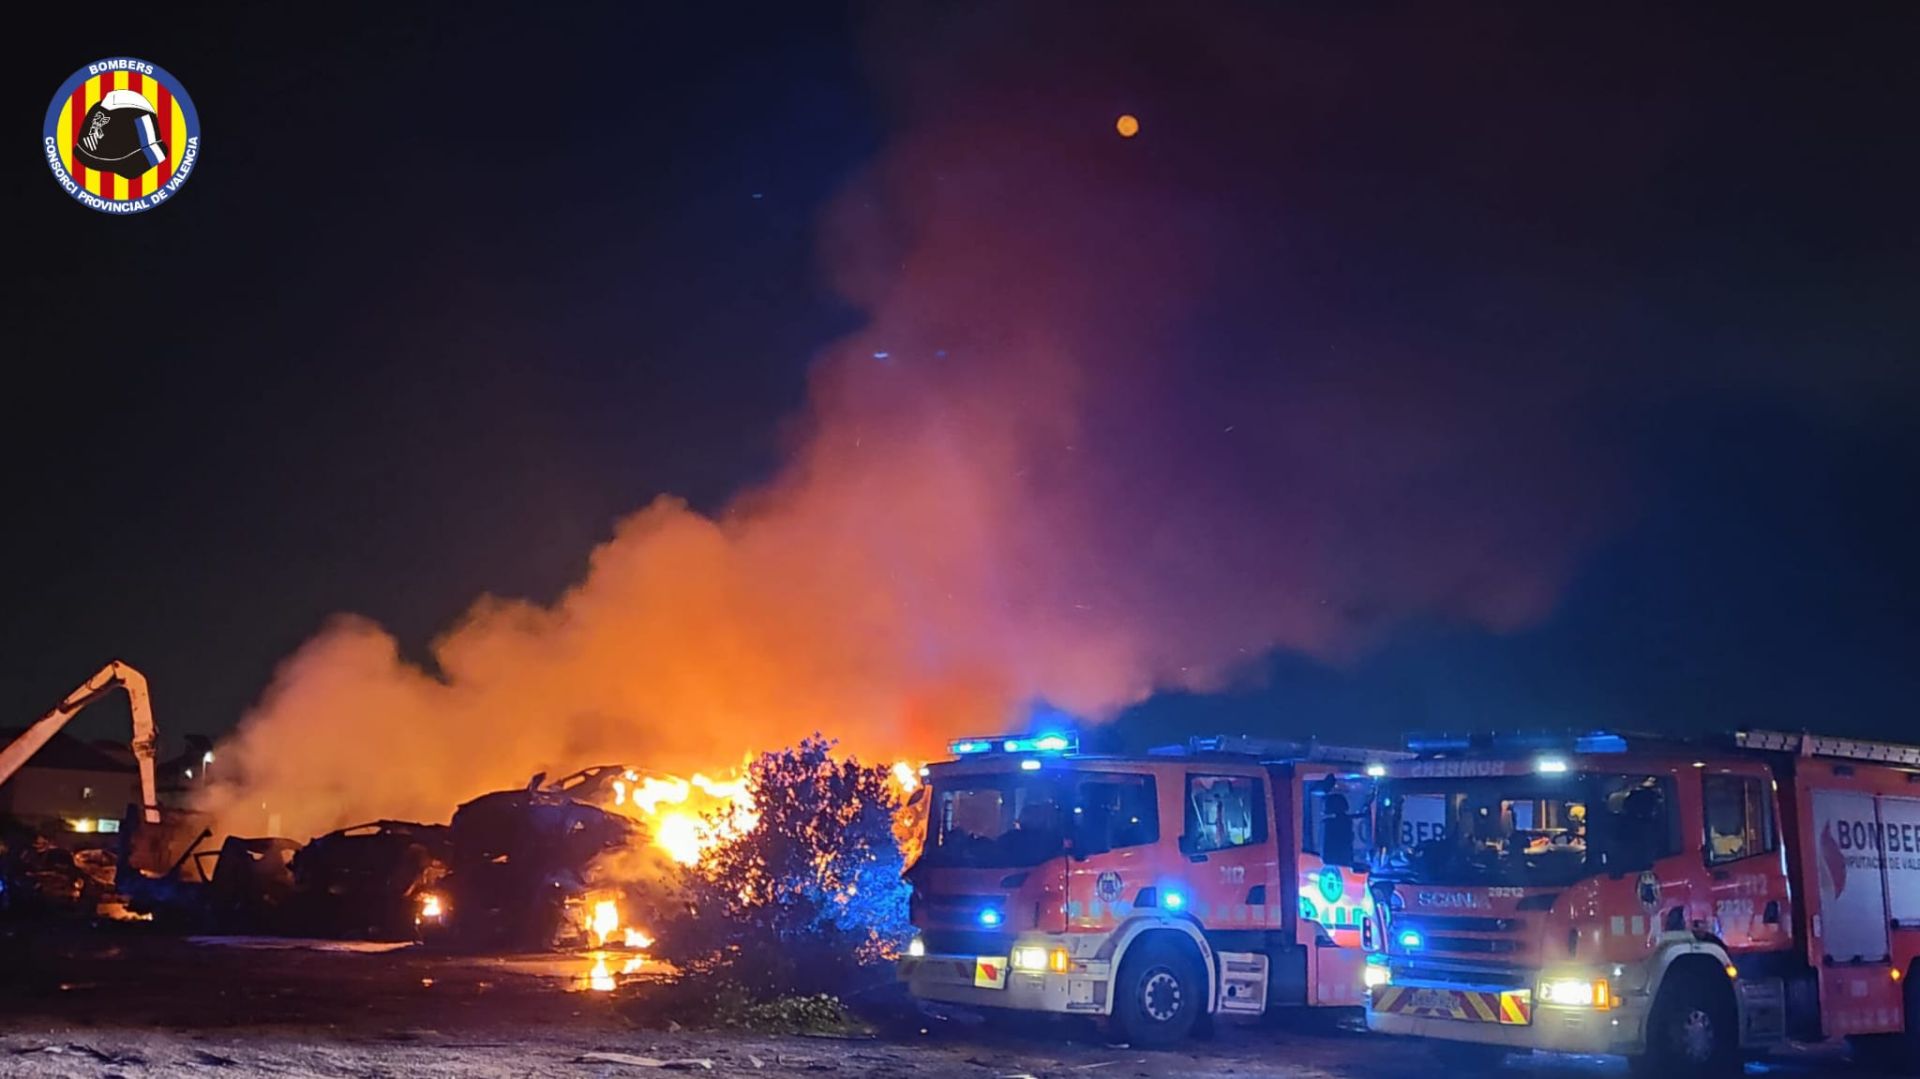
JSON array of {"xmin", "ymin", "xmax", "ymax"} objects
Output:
[
  {"xmin": 1365, "ymin": 729, "xmax": 1920, "ymax": 1074},
  {"xmin": 898, "ymin": 734, "xmax": 1395, "ymax": 1045}
]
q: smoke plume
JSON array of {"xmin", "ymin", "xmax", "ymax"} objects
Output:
[{"xmin": 201, "ymin": 5, "xmax": 1616, "ymax": 838}]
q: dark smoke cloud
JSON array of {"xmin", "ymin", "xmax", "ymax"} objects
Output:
[{"xmin": 201, "ymin": 5, "xmax": 1661, "ymax": 836}]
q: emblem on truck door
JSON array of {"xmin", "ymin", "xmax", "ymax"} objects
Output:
[{"xmin": 1095, "ymin": 871, "xmax": 1123, "ymax": 903}]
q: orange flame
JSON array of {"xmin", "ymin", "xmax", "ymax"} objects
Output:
[{"xmin": 601, "ymin": 760, "xmax": 921, "ymax": 867}]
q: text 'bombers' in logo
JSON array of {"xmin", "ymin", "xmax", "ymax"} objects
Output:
[{"xmin": 42, "ymin": 57, "xmax": 200, "ymax": 214}]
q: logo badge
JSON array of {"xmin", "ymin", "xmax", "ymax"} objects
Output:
[
  {"xmin": 1637, "ymin": 869, "xmax": 1662, "ymax": 909},
  {"xmin": 1094, "ymin": 871, "xmax": 1123, "ymax": 904},
  {"xmin": 1317, "ymin": 866, "xmax": 1346, "ymax": 903},
  {"xmin": 973, "ymin": 957, "xmax": 1008, "ymax": 989},
  {"xmin": 43, "ymin": 57, "xmax": 200, "ymax": 213},
  {"xmin": 1819, "ymin": 821, "xmax": 1849, "ymax": 898}
]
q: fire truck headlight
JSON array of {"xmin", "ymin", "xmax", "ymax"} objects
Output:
[
  {"xmin": 907, "ymin": 936, "xmax": 926, "ymax": 958},
  {"xmin": 1011, "ymin": 945, "xmax": 1071, "ymax": 972},
  {"xmin": 1363, "ymin": 960, "xmax": 1392, "ymax": 989},
  {"xmin": 1538, "ymin": 977, "xmax": 1612, "ymax": 1008}
]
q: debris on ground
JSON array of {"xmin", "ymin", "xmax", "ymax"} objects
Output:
[{"xmin": 574, "ymin": 1051, "xmax": 715, "ymax": 1069}]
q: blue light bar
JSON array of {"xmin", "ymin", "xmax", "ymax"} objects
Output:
[
  {"xmin": 1406, "ymin": 729, "xmax": 1632, "ymax": 756},
  {"xmin": 1574, "ymin": 731, "xmax": 1629, "ymax": 754},
  {"xmin": 947, "ymin": 733, "xmax": 1079, "ymax": 756},
  {"xmin": 1004, "ymin": 734, "xmax": 1077, "ymax": 754},
  {"xmin": 1405, "ymin": 734, "xmax": 1473, "ymax": 753}
]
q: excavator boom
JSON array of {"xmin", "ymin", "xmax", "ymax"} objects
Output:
[{"xmin": 0, "ymin": 660, "xmax": 161, "ymax": 825}]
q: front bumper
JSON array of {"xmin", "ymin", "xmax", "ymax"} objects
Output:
[
  {"xmin": 900, "ymin": 953, "xmax": 1115, "ymax": 1016},
  {"xmin": 1367, "ymin": 982, "xmax": 1651, "ymax": 1056}
]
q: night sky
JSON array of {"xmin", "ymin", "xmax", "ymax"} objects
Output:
[{"xmin": 6, "ymin": 4, "xmax": 1917, "ymax": 757}]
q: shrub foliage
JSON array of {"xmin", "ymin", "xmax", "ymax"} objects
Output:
[{"xmin": 653, "ymin": 736, "xmax": 912, "ymax": 996}]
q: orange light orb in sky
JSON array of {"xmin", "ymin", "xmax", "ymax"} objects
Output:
[{"xmin": 1115, "ymin": 114, "xmax": 1140, "ymax": 138}]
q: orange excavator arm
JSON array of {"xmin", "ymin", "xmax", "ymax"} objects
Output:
[{"xmin": 0, "ymin": 660, "xmax": 161, "ymax": 825}]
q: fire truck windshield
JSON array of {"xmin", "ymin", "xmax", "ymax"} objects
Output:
[
  {"xmin": 923, "ymin": 770, "xmax": 1157, "ymax": 868},
  {"xmin": 1374, "ymin": 772, "xmax": 1673, "ymax": 886}
]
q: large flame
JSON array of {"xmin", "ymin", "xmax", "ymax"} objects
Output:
[
  {"xmin": 577, "ymin": 891, "xmax": 655, "ymax": 952},
  {"xmin": 602, "ymin": 761, "xmax": 920, "ymax": 867},
  {"xmin": 605, "ymin": 768, "xmax": 759, "ymax": 865}
]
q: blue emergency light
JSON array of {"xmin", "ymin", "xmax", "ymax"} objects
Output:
[
  {"xmin": 1162, "ymin": 890, "xmax": 1186, "ymax": 911},
  {"xmin": 948, "ymin": 733, "xmax": 1079, "ymax": 757},
  {"xmin": 978, "ymin": 908, "xmax": 1003, "ymax": 928},
  {"xmin": 1397, "ymin": 929, "xmax": 1423, "ymax": 949},
  {"xmin": 1405, "ymin": 729, "xmax": 1631, "ymax": 756}
]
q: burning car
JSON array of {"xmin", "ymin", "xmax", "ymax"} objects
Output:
[
  {"xmin": 288, "ymin": 819, "xmax": 450, "ymax": 940},
  {"xmin": 434, "ymin": 767, "xmax": 642, "ymax": 950}
]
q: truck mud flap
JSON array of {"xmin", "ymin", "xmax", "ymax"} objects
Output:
[{"xmin": 1737, "ymin": 977, "xmax": 1787, "ymax": 1048}]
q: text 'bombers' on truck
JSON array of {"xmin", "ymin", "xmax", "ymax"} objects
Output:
[
  {"xmin": 897, "ymin": 733, "xmax": 1402, "ymax": 1046},
  {"xmin": 1364, "ymin": 729, "xmax": 1920, "ymax": 1074}
]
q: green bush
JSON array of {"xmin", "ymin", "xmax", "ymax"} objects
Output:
[{"xmin": 650, "ymin": 736, "xmax": 912, "ymax": 998}]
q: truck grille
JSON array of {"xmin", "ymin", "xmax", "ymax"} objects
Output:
[
  {"xmin": 925, "ymin": 893, "xmax": 1002, "ymax": 918},
  {"xmin": 921, "ymin": 928, "xmax": 1016, "ymax": 956},
  {"xmin": 1390, "ymin": 958, "xmax": 1530, "ymax": 990},
  {"xmin": 1394, "ymin": 912, "xmax": 1532, "ymax": 961},
  {"xmin": 1391, "ymin": 915, "xmax": 1522, "ymax": 934}
]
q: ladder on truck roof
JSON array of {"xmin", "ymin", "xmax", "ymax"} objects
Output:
[
  {"xmin": 1150, "ymin": 734, "xmax": 1408, "ymax": 764},
  {"xmin": 1736, "ymin": 729, "xmax": 1920, "ymax": 767}
]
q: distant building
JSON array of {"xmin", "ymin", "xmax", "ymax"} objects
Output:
[{"xmin": 0, "ymin": 728, "xmax": 143, "ymax": 837}]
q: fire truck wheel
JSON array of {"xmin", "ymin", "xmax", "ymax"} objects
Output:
[
  {"xmin": 1110, "ymin": 936, "xmax": 1205, "ymax": 1047},
  {"xmin": 1637, "ymin": 963, "xmax": 1739, "ymax": 1076}
]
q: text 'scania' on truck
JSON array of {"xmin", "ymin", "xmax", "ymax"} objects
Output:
[
  {"xmin": 897, "ymin": 733, "xmax": 1401, "ymax": 1045},
  {"xmin": 1366, "ymin": 729, "xmax": 1920, "ymax": 1074}
]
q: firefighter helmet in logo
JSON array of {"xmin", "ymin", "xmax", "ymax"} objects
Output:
[
  {"xmin": 43, "ymin": 57, "xmax": 201, "ymax": 214},
  {"xmin": 75, "ymin": 89, "xmax": 167, "ymax": 179}
]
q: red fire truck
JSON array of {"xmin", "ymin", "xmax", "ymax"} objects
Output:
[
  {"xmin": 897, "ymin": 734, "xmax": 1395, "ymax": 1045},
  {"xmin": 1364, "ymin": 729, "xmax": 1920, "ymax": 1073}
]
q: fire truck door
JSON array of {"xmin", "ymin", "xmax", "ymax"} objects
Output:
[
  {"xmin": 1181, "ymin": 772, "xmax": 1281, "ymax": 929},
  {"xmin": 1701, "ymin": 772, "xmax": 1791, "ymax": 951},
  {"xmin": 1877, "ymin": 796, "xmax": 1920, "ymax": 932}
]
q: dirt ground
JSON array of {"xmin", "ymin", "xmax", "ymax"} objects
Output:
[{"xmin": 0, "ymin": 924, "xmax": 1867, "ymax": 1078}]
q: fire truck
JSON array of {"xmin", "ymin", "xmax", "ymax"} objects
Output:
[
  {"xmin": 1364, "ymin": 729, "xmax": 1920, "ymax": 1073},
  {"xmin": 896, "ymin": 733, "xmax": 1396, "ymax": 1045}
]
